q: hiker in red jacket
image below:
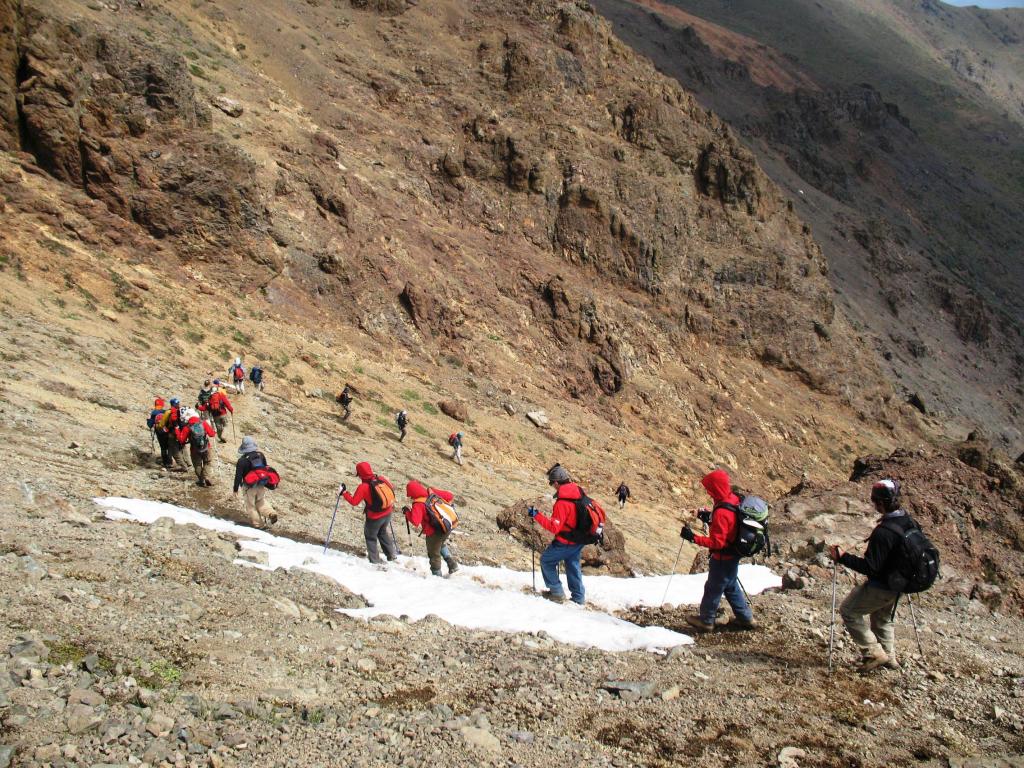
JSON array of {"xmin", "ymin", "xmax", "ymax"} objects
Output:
[
  {"xmin": 529, "ymin": 464, "xmax": 586, "ymax": 605},
  {"xmin": 403, "ymin": 480, "xmax": 459, "ymax": 577},
  {"xmin": 340, "ymin": 461, "xmax": 399, "ymax": 564},
  {"xmin": 203, "ymin": 386, "xmax": 233, "ymax": 443},
  {"xmin": 175, "ymin": 412, "xmax": 216, "ymax": 487},
  {"xmin": 680, "ymin": 469, "xmax": 756, "ymax": 632}
]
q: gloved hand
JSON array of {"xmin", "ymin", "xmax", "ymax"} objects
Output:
[
  {"xmin": 828, "ymin": 545, "xmax": 843, "ymax": 562},
  {"xmin": 680, "ymin": 525, "xmax": 695, "ymax": 542},
  {"xmin": 527, "ymin": 506, "xmax": 539, "ymax": 519},
  {"xmin": 337, "ymin": 483, "xmax": 347, "ymax": 496},
  {"xmin": 697, "ymin": 508, "xmax": 712, "ymax": 525}
]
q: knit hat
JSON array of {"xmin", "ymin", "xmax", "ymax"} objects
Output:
[
  {"xmin": 547, "ymin": 464, "xmax": 571, "ymax": 485},
  {"xmin": 238, "ymin": 436, "xmax": 258, "ymax": 455},
  {"xmin": 406, "ymin": 479, "xmax": 428, "ymax": 499}
]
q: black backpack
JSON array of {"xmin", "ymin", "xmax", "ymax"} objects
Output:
[
  {"xmin": 882, "ymin": 517, "xmax": 940, "ymax": 594},
  {"xmin": 188, "ymin": 421, "xmax": 209, "ymax": 453},
  {"xmin": 198, "ymin": 389, "xmax": 212, "ymax": 407}
]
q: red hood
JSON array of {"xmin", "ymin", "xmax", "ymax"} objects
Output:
[
  {"xmin": 702, "ymin": 470, "xmax": 733, "ymax": 503},
  {"xmin": 406, "ymin": 480, "xmax": 428, "ymax": 499},
  {"xmin": 356, "ymin": 462, "xmax": 374, "ymax": 480},
  {"xmin": 186, "ymin": 416, "xmax": 201, "ymax": 425},
  {"xmin": 555, "ymin": 482, "xmax": 582, "ymax": 501}
]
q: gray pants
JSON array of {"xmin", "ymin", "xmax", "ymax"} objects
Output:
[
  {"xmin": 364, "ymin": 514, "xmax": 398, "ymax": 564},
  {"xmin": 840, "ymin": 582, "xmax": 899, "ymax": 661}
]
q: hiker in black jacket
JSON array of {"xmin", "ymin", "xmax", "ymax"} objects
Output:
[
  {"xmin": 616, "ymin": 482, "xmax": 630, "ymax": 509},
  {"xmin": 828, "ymin": 478, "xmax": 912, "ymax": 672},
  {"xmin": 233, "ymin": 436, "xmax": 276, "ymax": 529}
]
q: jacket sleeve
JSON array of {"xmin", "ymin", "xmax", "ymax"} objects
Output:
[
  {"xmin": 692, "ymin": 507, "xmax": 734, "ymax": 551},
  {"xmin": 406, "ymin": 501, "xmax": 425, "ymax": 528},
  {"xmin": 224, "ymin": 398, "xmax": 234, "ymax": 414},
  {"xmin": 343, "ymin": 482, "xmax": 369, "ymax": 507},
  {"xmin": 233, "ymin": 457, "xmax": 249, "ymax": 493},
  {"xmin": 840, "ymin": 526, "xmax": 897, "ymax": 579},
  {"xmin": 203, "ymin": 421, "xmax": 216, "ymax": 437},
  {"xmin": 535, "ymin": 498, "xmax": 571, "ymax": 537}
]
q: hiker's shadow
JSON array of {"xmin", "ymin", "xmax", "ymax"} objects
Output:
[
  {"xmin": 335, "ymin": 416, "xmax": 365, "ymax": 434},
  {"xmin": 379, "ymin": 430, "xmax": 402, "ymax": 443}
]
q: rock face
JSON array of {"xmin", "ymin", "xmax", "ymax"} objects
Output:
[
  {"xmin": 496, "ymin": 498, "xmax": 630, "ymax": 576},
  {"xmin": 0, "ymin": 3, "xmax": 269, "ymax": 268}
]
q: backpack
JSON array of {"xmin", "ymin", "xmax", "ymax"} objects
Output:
[
  {"xmin": 366, "ymin": 477, "xmax": 396, "ymax": 513},
  {"xmin": 198, "ymin": 389, "xmax": 212, "ymax": 407},
  {"xmin": 397, "ymin": 412, "xmax": 407, "ymax": 427},
  {"xmin": 448, "ymin": 433, "xmax": 458, "ymax": 447},
  {"xmin": 424, "ymin": 492, "xmax": 460, "ymax": 534},
  {"xmin": 564, "ymin": 492, "xmax": 606, "ymax": 545},
  {"xmin": 243, "ymin": 466, "xmax": 280, "ymax": 490},
  {"xmin": 718, "ymin": 496, "xmax": 771, "ymax": 558},
  {"xmin": 209, "ymin": 392, "xmax": 227, "ymax": 416},
  {"xmin": 187, "ymin": 421, "xmax": 210, "ymax": 453},
  {"xmin": 881, "ymin": 518, "xmax": 940, "ymax": 594},
  {"xmin": 232, "ymin": 366, "xmax": 244, "ymax": 381},
  {"xmin": 250, "ymin": 367, "xmax": 262, "ymax": 383}
]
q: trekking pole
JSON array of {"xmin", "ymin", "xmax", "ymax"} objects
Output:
[
  {"xmin": 828, "ymin": 561, "xmax": 838, "ymax": 675},
  {"xmin": 907, "ymin": 594, "xmax": 926, "ymax": 661},
  {"xmin": 661, "ymin": 539, "xmax": 685, "ymax": 605},
  {"xmin": 150, "ymin": 428, "xmax": 155, "ymax": 454},
  {"xmin": 323, "ymin": 494, "xmax": 342, "ymax": 554},
  {"xmin": 531, "ymin": 545, "xmax": 536, "ymax": 593},
  {"xmin": 389, "ymin": 517, "xmax": 401, "ymax": 556},
  {"xmin": 230, "ymin": 413, "xmax": 236, "ymax": 441},
  {"xmin": 737, "ymin": 578, "xmax": 752, "ymax": 606},
  {"xmin": 405, "ymin": 516, "xmax": 413, "ymax": 548}
]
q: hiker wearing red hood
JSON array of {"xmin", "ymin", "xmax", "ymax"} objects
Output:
[
  {"xmin": 679, "ymin": 469, "xmax": 756, "ymax": 633},
  {"xmin": 340, "ymin": 462, "xmax": 399, "ymax": 564},
  {"xmin": 403, "ymin": 480, "xmax": 459, "ymax": 576}
]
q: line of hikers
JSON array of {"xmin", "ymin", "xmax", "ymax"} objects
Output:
[{"xmin": 149, "ymin": 370, "xmax": 938, "ymax": 674}]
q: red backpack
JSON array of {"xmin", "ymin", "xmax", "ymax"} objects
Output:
[
  {"xmin": 233, "ymin": 366, "xmax": 244, "ymax": 381},
  {"xmin": 564, "ymin": 492, "xmax": 606, "ymax": 545},
  {"xmin": 243, "ymin": 467, "xmax": 280, "ymax": 490}
]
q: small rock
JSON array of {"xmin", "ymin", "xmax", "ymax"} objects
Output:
[
  {"xmin": 779, "ymin": 746, "xmax": 806, "ymax": 768},
  {"xmin": 0, "ymin": 746, "xmax": 12, "ymax": 768},
  {"xmin": 147, "ymin": 712, "xmax": 175, "ymax": 736},
  {"xmin": 212, "ymin": 96, "xmax": 244, "ymax": 117},
  {"xmin": 272, "ymin": 597, "xmax": 301, "ymax": 619},
  {"xmin": 460, "ymin": 726, "xmax": 501, "ymax": 753},
  {"xmin": 66, "ymin": 704, "xmax": 102, "ymax": 734},
  {"xmin": 508, "ymin": 730, "xmax": 534, "ymax": 743},
  {"xmin": 660, "ymin": 685, "xmax": 681, "ymax": 701},
  {"xmin": 600, "ymin": 680, "xmax": 657, "ymax": 699},
  {"xmin": 35, "ymin": 744, "xmax": 61, "ymax": 762},
  {"xmin": 356, "ymin": 658, "xmax": 377, "ymax": 674},
  {"xmin": 525, "ymin": 410, "xmax": 549, "ymax": 429},
  {"xmin": 782, "ymin": 568, "xmax": 807, "ymax": 591},
  {"xmin": 8, "ymin": 638, "xmax": 48, "ymax": 660},
  {"xmin": 68, "ymin": 688, "xmax": 104, "ymax": 707},
  {"xmin": 82, "ymin": 653, "xmax": 100, "ymax": 673}
]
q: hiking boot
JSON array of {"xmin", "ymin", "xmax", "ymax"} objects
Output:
[
  {"xmin": 218, "ymin": 437, "xmax": 227, "ymax": 443},
  {"xmin": 430, "ymin": 569, "xmax": 444, "ymax": 577},
  {"xmin": 541, "ymin": 590, "xmax": 566, "ymax": 604},
  {"xmin": 858, "ymin": 650, "xmax": 890, "ymax": 673},
  {"xmin": 203, "ymin": 479, "xmax": 214, "ymax": 487},
  {"xmin": 728, "ymin": 617, "xmax": 758, "ymax": 631},
  {"xmin": 195, "ymin": 480, "xmax": 205, "ymax": 487},
  {"xmin": 685, "ymin": 615, "xmax": 715, "ymax": 633},
  {"xmin": 445, "ymin": 560, "xmax": 459, "ymax": 575}
]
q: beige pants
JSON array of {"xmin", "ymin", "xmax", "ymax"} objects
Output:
[
  {"xmin": 840, "ymin": 582, "xmax": 899, "ymax": 661},
  {"xmin": 168, "ymin": 440, "xmax": 191, "ymax": 469},
  {"xmin": 190, "ymin": 446, "xmax": 212, "ymax": 483},
  {"xmin": 244, "ymin": 485, "xmax": 273, "ymax": 527}
]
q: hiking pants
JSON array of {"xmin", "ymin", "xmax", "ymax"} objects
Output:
[
  {"xmin": 399, "ymin": 426, "xmax": 407, "ymax": 442},
  {"xmin": 452, "ymin": 445, "xmax": 463, "ymax": 465},
  {"xmin": 618, "ymin": 495, "xmax": 627, "ymax": 509},
  {"xmin": 840, "ymin": 582, "xmax": 898, "ymax": 661},
  {"xmin": 168, "ymin": 440, "xmax": 191, "ymax": 470},
  {"xmin": 155, "ymin": 430, "xmax": 171, "ymax": 466},
  {"xmin": 235, "ymin": 380, "xmax": 245, "ymax": 394},
  {"xmin": 699, "ymin": 556, "xmax": 752, "ymax": 624},
  {"xmin": 342, "ymin": 404, "xmax": 351, "ymax": 420},
  {"xmin": 214, "ymin": 414, "xmax": 229, "ymax": 441},
  {"xmin": 243, "ymin": 485, "xmax": 273, "ymax": 527},
  {"xmin": 364, "ymin": 514, "xmax": 398, "ymax": 564},
  {"xmin": 190, "ymin": 446, "xmax": 212, "ymax": 484},
  {"xmin": 425, "ymin": 531, "xmax": 457, "ymax": 575},
  {"xmin": 540, "ymin": 541, "xmax": 585, "ymax": 604}
]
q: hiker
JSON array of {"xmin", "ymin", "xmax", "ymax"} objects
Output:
[
  {"xmin": 176, "ymin": 409, "xmax": 216, "ymax": 487},
  {"xmin": 337, "ymin": 385, "xmax": 353, "ymax": 421},
  {"xmin": 339, "ymin": 461, "xmax": 398, "ymax": 564},
  {"xmin": 829, "ymin": 478, "xmax": 921, "ymax": 673},
  {"xmin": 528, "ymin": 464, "xmax": 593, "ymax": 605},
  {"xmin": 229, "ymin": 358, "xmax": 246, "ymax": 394},
  {"xmin": 196, "ymin": 380, "xmax": 215, "ymax": 421},
  {"xmin": 156, "ymin": 398, "xmax": 191, "ymax": 472},
  {"xmin": 403, "ymin": 480, "xmax": 459, "ymax": 576},
  {"xmin": 680, "ymin": 469, "xmax": 756, "ymax": 632},
  {"xmin": 396, "ymin": 410, "xmax": 408, "ymax": 442},
  {"xmin": 616, "ymin": 481, "xmax": 631, "ymax": 509},
  {"xmin": 449, "ymin": 431, "xmax": 464, "ymax": 465},
  {"xmin": 147, "ymin": 398, "xmax": 171, "ymax": 467},
  {"xmin": 205, "ymin": 385, "xmax": 234, "ymax": 443},
  {"xmin": 233, "ymin": 436, "xmax": 278, "ymax": 529},
  {"xmin": 250, "ymin": 363, "xmax": 265, "ymax": 392}
]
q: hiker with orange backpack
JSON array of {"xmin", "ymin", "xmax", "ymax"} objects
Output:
[
  {"xmin": 448, "ymin": 431, "xmax": 464, "ymax": 465},
  {"xmin": 176, "ymin": 409, "xmax": 216, "ymax": 487},
  {"xmin": 156, "ymin": 398, "xmax": 191, "ymax": 472},
  {"xmin": 403, "ymin": 480, "xmax": 459, "ymax": 577},
  {"xmin": 147, "ymin": 398, "xmax": 171, "ymax": 468},
  {"xmin": 528, "ymin": 464, "xmax": 606, "ymax": 606},
  {"xmin": 340, "ymin": 462, "xmax": 399, "ymax": 564}
]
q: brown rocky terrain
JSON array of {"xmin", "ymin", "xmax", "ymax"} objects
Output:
[
  {"xmin": 594, "ymin": 0, "xmax": 1024, "ymax": 451},
  {"xmin": 1, "ymin": 0, "xmax": 1023, "ymax": 766}
]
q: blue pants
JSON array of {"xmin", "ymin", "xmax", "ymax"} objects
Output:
[
  {"xmin": 699, "ymin": 556, "xmax": 752, "ymax": 624},
  {"xmin": 540, "ymin": 541, "xmax": 585, "ymax": 604}
]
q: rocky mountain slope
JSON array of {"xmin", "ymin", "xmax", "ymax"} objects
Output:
[
  {"xmin": 2, "ymin": 0, "xmax": 1024, "ymax": 765},
  {"xmin": 593, "ymin": 0, "xmax": 1024, "ymax": 450}
]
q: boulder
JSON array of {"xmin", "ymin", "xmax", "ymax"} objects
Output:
[
  {"xmin": 211, "ymin": 96, "xmax": 244, "ymax": 117},
  {"xmin": 438, "ymin": 400, "xmax": 469, "ymax": 422},
  {"xmin": 526, "ymin": 411, "xmax": 549, "ymax": 429}
]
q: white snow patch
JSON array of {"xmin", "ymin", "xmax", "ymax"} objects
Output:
[{"xmin": 96, "ymin": 497, "xmax": 779, "ymax": 653}]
